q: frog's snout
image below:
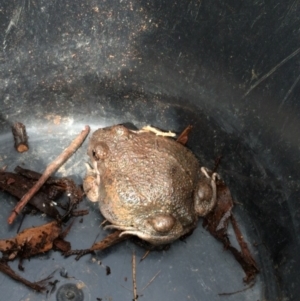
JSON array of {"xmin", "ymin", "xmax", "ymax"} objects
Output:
[{"xmin": 146, "ymin": 214, "xmax": 176, "ymax": 233}]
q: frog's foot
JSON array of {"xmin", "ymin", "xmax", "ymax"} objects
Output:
[
  {"xmin": 194, "ymin": 167, "xmax": 220, "ymax": 216},
  {"xmin": 93, "ymin": 161, "xmax": 101, "ymax": 184},
  {"xmin": 104, "ymin": 224, "xmax": 137, "ymax": 232},
  {"xmin": 104, "ymin": 224, "xmax": 140, "ymax": 238},
  {"xmin": 139, "ymin": 125, "xmax": 176, "ymax": 137},
  {"xmin": 84, "ymin": 162, "xmax": 100, "ymax": 184},
  {"xmin": 82, "ymin": 163, "xmax": 100, "ymax": 202}
]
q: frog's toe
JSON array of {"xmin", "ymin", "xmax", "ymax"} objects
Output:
[{"xmin": 104, "ymin": 224, "xmax": 136, "ymax": 231}]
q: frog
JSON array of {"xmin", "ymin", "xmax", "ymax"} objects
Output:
[{"xmin": 83, "ymin": 124, "xmax": 220, "ymax": 246}]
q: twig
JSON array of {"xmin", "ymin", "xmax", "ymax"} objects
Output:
[
  {"xmin": 132, "ymin": 251, "xmax": 137, "ymax": 301},
  {"xmin": 140, "ymin": 249, "xmax": 151, "ymax": 262},
  {"xmin": 141, "ymin": 270, "xmax": 161, "ymax": 292},
  {"xmin": 7, "ymin": 125, "xmax": 90, "ymax": 224},
  {"xmin": 218, "ymin": 281, "xmax": 255, "ymax": 296},
  {"xmin": 0, "ymin": 260, "xmax": 51, "ymax": 292},
  {"xmin": 243, "ymin": 46, "xmax": 300, "ymax": 97}
]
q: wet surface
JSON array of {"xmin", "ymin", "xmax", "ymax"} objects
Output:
[{"xmin": 0, "ymin": 0, "xmax": 300, "ymax": 300}]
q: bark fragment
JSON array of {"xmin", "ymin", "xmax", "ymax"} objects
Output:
[{"xmin": 12, "ymin": 122, "xmax": 29, "ymax": 153}]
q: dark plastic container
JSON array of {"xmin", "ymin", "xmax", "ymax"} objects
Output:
[{"xmin": 0, "ymin": 1, "xmax": 299, "ymax": 300}]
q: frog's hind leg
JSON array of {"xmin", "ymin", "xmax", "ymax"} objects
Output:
[
  {"xmin": 201, "ymin": 166, "xmax": 220, "ymax": 207},
  {"xmin": 194, "ymin": 167, "xmax": 220, "ymax": 216},
  {"xmin": 83, "ymin": 163, "xmax": 100, "ymax": 203}
]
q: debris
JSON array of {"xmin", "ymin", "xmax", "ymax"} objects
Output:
[
  {"xmin": 0, "ymin": 171, "xmax": 61, "ymax": 219},
  {"xmin": 176, "ymin": 125, "xmax": 193, "ymax": 145},
  {"xmin": 0, "ymin": 221, "xmax": 73, "ymax": 291},
  {"xmin": 0, "ymin": 221, "xmax": 62, "ymax": 260},
  {"xmin": 7, "ymin": 125, "xmax": 90, "ymax": 224},
  {"xmin": 0, "ymin": 167, "xmax": 86, "ymax": 220},
  {"xmin": 0, "ymin": 260, "xmax": 52, "ymax": 292},
  {"xmin": 106, "ymin": 266, "xmax": 111, "ymax": 276},
  {"xmin": 14, "ymin": 165, "xmax": 86, "ymax": 220},
  {"xmin": 11, "ymin": 122, "xmax": 29, "ymax": 153},
  {"xmin": 203, "ymin": 174, "xmax": 259, "ymax": 283}
]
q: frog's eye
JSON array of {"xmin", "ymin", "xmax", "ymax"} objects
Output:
[
  {"xmin": 194, "ymin": 174, "xmax": 218, "ymax": 216},
  {"xmin": 113, "ymin": 125, "xmax": 129, "ymax": 137},
  {"xmin": 148, "ymin": 214, "xmax": 176, "ymax": 234},
  {"xmin": 92, "ymin": 142, "xmax": 110, "ymax": 161}
]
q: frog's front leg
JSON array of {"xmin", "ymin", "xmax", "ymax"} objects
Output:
[
  {"xmin": 83, "ymin": 163, "xmax": 100, "ymax": 203},
  {"xmin": 194, "ymin": 167, "xmax": 220, "ymax": 216}
]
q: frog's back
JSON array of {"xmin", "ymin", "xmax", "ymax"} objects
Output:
[{"xmin": 109, "ymin": 130, "xmax": 200, "ymax": 219}]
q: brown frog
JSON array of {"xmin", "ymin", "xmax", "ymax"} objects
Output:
[{"xmin": 83, "ymin": 125, "xmax": 219, "ymax": 245}]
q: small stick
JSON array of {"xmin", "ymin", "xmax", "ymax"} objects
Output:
[
  {"xmin": 141, "ymin": 270, "xmax": 161, "ymax": 292},
  {"xmin": 0, "ymin": 260, "xmax": 50, "ymax": 292},
  {"xmin": 12, "ymin": 122, "xmax": 29, "ymax": 153},
  {"xmin": 218, "ymin": 282, "xmax": 255, "ymax": 296},
  {"xmin": 132, "ymin": 251, "xmax": 138, "ymax": 301},
  {"xmin": 7, "ymin": 125, "xmax": 90, "ymax": 224},
  {"xmin": 140, "ymin": 249, "xmax": 151, "ymax": 262}
]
